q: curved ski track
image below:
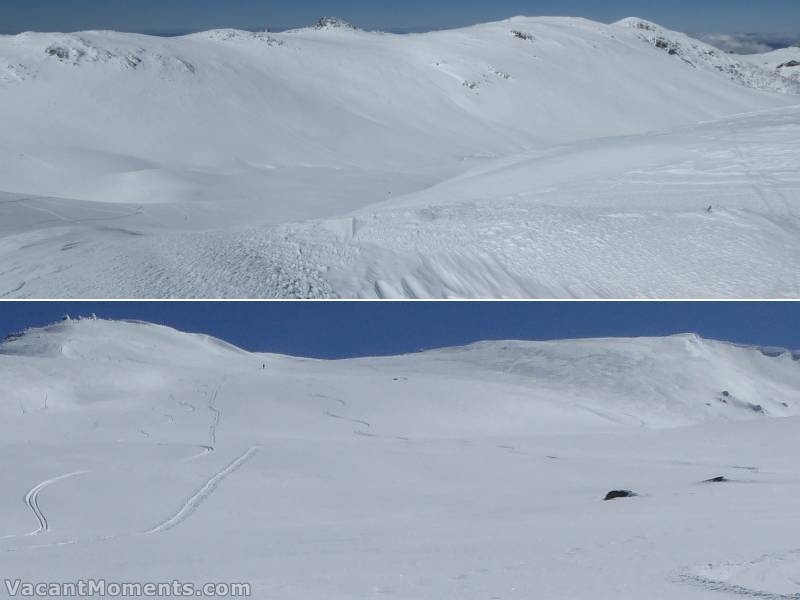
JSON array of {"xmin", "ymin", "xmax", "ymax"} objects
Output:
[
  {"xmin": 319, "ymin": 394, "xmax": 409, "ymax": 441},
  {"xmin": 23, "ymin": 471, "xmax": 89, "ymax": 536}
]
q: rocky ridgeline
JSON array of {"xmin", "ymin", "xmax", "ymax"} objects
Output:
[
  {"xmin": 199, "ymin": 29, "xmax": 284, "ymax": 45},
  {"xmin": 0, "ymin": 33, "xmax": 199, "ymax": 84},
  {"xmin": 617, "ymin": 18, "xmax": 800, "ymax": 95},
  {"xmin": 312, "ymin": 17, "xmax": 360, "ymax": 31}
]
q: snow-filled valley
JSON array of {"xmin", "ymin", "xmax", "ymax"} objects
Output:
[
  {"xmin": 1, "ymin": 318, "xmax": 800, "ymax": 598},
  {"xmin": 1, "ymin": 17, "xmax": 800, "ymax": 298}
]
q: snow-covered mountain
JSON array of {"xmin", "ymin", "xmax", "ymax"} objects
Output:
[
  {"xmin": 616, "ymin": 18, "xmax": 800, "ymax": 93},
  {"xmin": 1, "ymin": 17, "xmax": 799, "ymax": 298},
  {"xmin": 741, "ymin": 45, "xmax": 800, "ymax": 82},
  {"xmin": 1, "ymin": 318, "xmax": 799, "ymax": 598}
]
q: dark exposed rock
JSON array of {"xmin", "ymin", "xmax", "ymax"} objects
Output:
[
  {"xmin": 704, "ymin": 476, "xmax": 728, "ymax": 483},
  {"xmin": 313, "ymin": 17, "xmax": 358, "ymax": 31},
  {"xmin": 45, "ymin": 45, "xmax": 70, "ymax": 60},
  {"xmin": 511, "ymin": 30, "xmax": 534, "ymax": 41},
  {"xmin": 778, "ymin": 60, "xmax": 800, "ymax": 69},
  {"xmin": 604, "ymin": 490, "xmax": 636, "ymax": 501},
  {"xmin": 124, "ymin": 55, "xmax": 142, "ymax": 69}
]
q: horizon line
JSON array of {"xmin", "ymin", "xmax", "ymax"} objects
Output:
[{"xmin": 1, "ymin": 14, "xmax": 798, "ymax": 39}]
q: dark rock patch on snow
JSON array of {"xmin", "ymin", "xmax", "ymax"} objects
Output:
[
  {"xmin": 313, "ymin": 17, "xmax": 359, "ymax": 31},
  {"xmin": 511, "ymin": 30, "xmax": 534, "ymax": 41},
  {"xmin": 704, "ymin": 476, "xmax": 729, "ymax": 483},
  {"xmin": 45, "ymin": 45, "xmax": 72, "ymax": 60},
  {"xmin": 604, "ymin": 490, "xmax": 637, "ymax": 501}
]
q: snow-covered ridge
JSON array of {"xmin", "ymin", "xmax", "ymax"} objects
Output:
[
  {"xmin": 0, "ymin": 317, "xmax": 249, "ymax": 362},
  {"xmin": 2, "ymin": 17, "xmax": 796, "ymax": 92},
  {"xmin": 2, "ymin": 319, "xmax": 799, "ymax": 428},
  {"xmin": 615, "ymin": 18, "xmax": 800, "ymax": 94},
  {"xmin": 0, "ymin": 31, "xmax": 198, "ymax": 81},
  {"xmin": 740, "ymin": 46, "xmax": 800, "ymax": 83}
]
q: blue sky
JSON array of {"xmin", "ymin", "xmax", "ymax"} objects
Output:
[
  {"xmin": 1, "ymin": 0, "xmax": 798, "ymax": 34},
  {"xmin": 0, "ymin": 302, "xmax": 798, "ymax": 359}
]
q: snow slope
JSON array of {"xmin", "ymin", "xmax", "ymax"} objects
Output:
[
  {"xmin": 1, "ymin": 318, "xmax": 800, "ymax": 599},
  {"xmin": 1, "ymin": 17, "xmax": 799, "ymax": 298},
  {"xmin": 741, "ymin": 46, "xmax": 800, "ymax": 83},
  {"xmin": 616, "ymin": 18, "xmax": 800, "ymax": 94}
]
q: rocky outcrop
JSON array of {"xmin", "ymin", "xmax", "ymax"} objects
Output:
[{"xmin": 604, "ymin": 490, "xmax": 637, "ymax": 500}]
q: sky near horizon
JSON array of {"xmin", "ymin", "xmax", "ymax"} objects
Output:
[
  {"xmin": 0, "ymin": 303, "xmax": 798, "ymax": 359},
  {"xmin": 1, "ymin": 0, "xmax": 798, "ymax": 34}
]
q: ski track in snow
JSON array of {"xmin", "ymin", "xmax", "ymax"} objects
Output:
[
  {"xmin": 322, "ymin": 396, "xmax": 373, "ymax": 430},
  {"xmin": 681, "ymin": 550, "xmax": 800, "ymax": 600},
  {"xmin": 180, "ymin": 445, "xmax": 215, "ymax": 463},
  {"xmin": 176, "ymin": 388, "xmax": 221, "ymax": 462},
  {"xmin": 207, "ymin": 387, "xmax": 221, "ymax": 450},
  {"xmin": 314, "ymin": 394, "xmax": 409, "ymax": 442},
  {"xmin": 20, "ymin": 471, "xmax": 89, "ymax": 537},
  {"xmin": 682, "ymin": 575, "xmax": 800, "ymax": 600},
  {"xmin": 318, "ymin": 394, "xmax": 410, "ymax": 441},
  {"xmin": 145, "ymin": 446, "xmax": 260, "ymax": 535}
]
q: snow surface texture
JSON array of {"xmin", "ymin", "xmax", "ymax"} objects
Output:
[
  {"xmin": 1, "ymin": 17, "xmax": 800, "ymax": 298},
  {"xmin": 2, "ymin": 318, "xmax": 800, "ymax": 598},
  {"xmin": 741, "ymin": 46, "xmax": 800, "ymax": 84}
]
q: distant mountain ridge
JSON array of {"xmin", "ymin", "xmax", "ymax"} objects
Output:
[{"xmin": 3, "ymin": 318, "xmax": 799, "ymax": 429}]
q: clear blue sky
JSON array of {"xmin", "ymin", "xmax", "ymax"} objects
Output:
[
  {"xmin": 0, "ymin": 302, "xmax": 798, "ymax": 359},
  {"xmin": 1, "ymin": 0, "xmax": 798, "ymax": 34}
]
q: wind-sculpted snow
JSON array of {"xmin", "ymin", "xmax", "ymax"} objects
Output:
[
  {"xmin": 1, "ymin": 319, "xmax": 800, "ymax": 598},
  {"xmin": 1, "ymin": 16, "xmax": 799, "ymax": 298},
  {"xmin": 1, "ymin": 106, "xmax": 799, "ymax": 298}
]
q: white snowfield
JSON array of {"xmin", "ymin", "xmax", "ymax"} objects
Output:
[
  {"xmin": 1, "ymin": 318, "xmax": 800, "ymax": 599},
  {"xmin": 741, "ymin": 46, "xmax": 800, "ymax": 83},
  {"xmin": 1, "ymin": 16, "xmax": 799, "ymax": 298}
]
